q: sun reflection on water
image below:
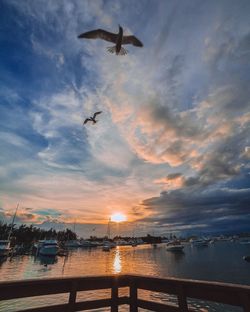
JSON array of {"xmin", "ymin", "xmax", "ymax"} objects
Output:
[{"xmin": 113, "ymin": 247, "xmax": 121, "ymax": 274}]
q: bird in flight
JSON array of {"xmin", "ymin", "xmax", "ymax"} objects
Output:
[
  {"xmin": 78, "ymin": 25, "xmax": 143, "ymax": 55},
  {"xmin": 83, "ymin": 111, "xmax": 102, "ymax": 125}
]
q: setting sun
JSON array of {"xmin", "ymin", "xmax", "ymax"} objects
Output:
[{"xmin": 110, "ymin": 213, "xmax": 127, "ymax": 223}]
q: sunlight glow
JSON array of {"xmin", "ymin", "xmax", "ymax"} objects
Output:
[
  {"xmin": 111, "ymin": 213, "xmax": 127, "ymax": 223},
  {"xmin": 113, "ymin": 247, "xmax": 121, "ymax": 274}
]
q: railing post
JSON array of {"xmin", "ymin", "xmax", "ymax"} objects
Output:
[
  {"xmin": 130, "ymin": 278, "xmax": 138, "ymax": 312},
  {"xmin": 68, "ymin": 280, "xmax": 77, "ymax": 312},
  {"xmin": 239, "ymin": 292, "xmax": 250, "ymax": 312},
  {"xmin": 111, "ymin": 279, "xmax": 119, "ymax": 312},
  {"xmin": 177, "ymin": 285, "xmax": 188, "ymax": 312}
]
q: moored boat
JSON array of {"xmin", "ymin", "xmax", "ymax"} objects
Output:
[
  {"xmin": 0, "ymin": 240, "xmax": 11, "ymax": 257},
  {"xmin": 36, "ymin": 240, "xmax": 59, "ymax": 256},
  {"xmin": 64, "ymin": 240, "xmax": 81, "ymax": 248},
  {"xmin": 243, "ymin": 256, "xmax": 250, "ymax": 262},
  {"xmin": 191, "ymin": 239, "xmax": 209, "ymax": 247},
  {"xmin": 166, "ymin": 241, "xmax": 184, "ymax": 252}
]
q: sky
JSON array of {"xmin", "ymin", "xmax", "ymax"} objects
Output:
[{"xmin": 0, "ymin": 0, "xmax": 250, "ymax": 237}]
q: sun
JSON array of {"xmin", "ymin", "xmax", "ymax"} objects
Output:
[{"xmin": 111, "ymin": 213, "xmax": 127, "ymax": 223}]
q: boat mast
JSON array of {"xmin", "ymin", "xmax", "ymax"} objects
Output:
[
  {"xmin": 8, "ymin": 203, "xmax": 19, "ymax": 241},
  {"xmin": 107, "ymin": 218, "xmax": 111, "ymax": 239}
]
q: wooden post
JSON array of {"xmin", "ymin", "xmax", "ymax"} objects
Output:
[
  {"xmin": 111, "ymin": 280, "xmax": 119, "ymax": 312},
  {"xmin": 177, "ymin": 285, "xmax": 188, "ymax": 311},
  {"xmin": 240, "ymin": 292, "xmax": 250, "ymax": 312},
  {"xmin": 68, "ymin": 281, "xmax": 77, "ymax": 312},
  {"xmin": 130, "ymin": 280, "xmax": 138, "ymax": 312}
]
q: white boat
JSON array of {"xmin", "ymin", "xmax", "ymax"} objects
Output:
[
  {"xmin": 166, "ymin": 241, "xmax": 184, "ymax": 252},
  {"xmin": 0, "ymin": 240, "xmax": 11, "ymax": 257},
  {"xmin": 37, "ymin": 240, "xmax": 59, "ymax": 256}
]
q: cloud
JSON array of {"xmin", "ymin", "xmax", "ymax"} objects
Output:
[
  {"xmin": 154, "ymin": 173, "xmax": 184, "ymax": 189},
  {"xmin": 142, "ymin": 185, "xmax": 250, "ymax": 232},
  {"xmin": 1, "ymin": 0, "xmax": 250, "ymax": 234}
]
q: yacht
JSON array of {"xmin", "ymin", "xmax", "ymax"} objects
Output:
[
  {"xmin": 36, "ymin": 240, "xmax": 59, "ymax": 256},
  {"xmin": 0, "ymin": 240, "xmax": 11, "ymax": 257},
  {"xmin": 166, "ymin": 241, "xmax": 184, "ymax": 252}
]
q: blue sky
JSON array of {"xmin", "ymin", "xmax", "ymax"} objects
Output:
[{"xmin": 0, "ymin": 0, "xmax": 250, "ymax": 236}]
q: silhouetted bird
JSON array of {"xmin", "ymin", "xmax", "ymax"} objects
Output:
[
  {"xmin": 83, "ymin": 111, "xmax": 102, "ymax": 125},
  {"xmin": 78, "ymin": 25, "xmax": 143, "ymax": 55}
]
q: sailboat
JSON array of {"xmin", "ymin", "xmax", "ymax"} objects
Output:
[
  {"xmin": 102, "ymin": 218, "xmax": 115, "ymax": 251},
  {"xmin": 131, "ymin": 223, "xmax": 138, "ymax": 247},
  {"xmin": 0, "ymin": 240, "xmax": 11, "ymax": 257},
  {"xmin": 64, "ymin": 221, "xmax": 81, "ymax": 248},
  {"xmin": 0, "ymin": 203, "xmax": 19, "ymax": 257}
]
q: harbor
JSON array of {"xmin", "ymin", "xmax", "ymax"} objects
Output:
[{"xmin": 0, "ymin": 240, "xmax": 250, "ymax": 311}]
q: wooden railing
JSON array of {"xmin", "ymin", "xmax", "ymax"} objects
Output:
[{"xmin": 0, "ymin": 274, "xmax": 249, "ymax": 312}]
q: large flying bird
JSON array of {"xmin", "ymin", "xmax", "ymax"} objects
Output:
[
  {"xmin": 78, "ymin": 25, "xmax": 143, "ymax": 55},
  {"xmin": 83, "ymin": 111, "xmax": 102, "ymax": 125}
]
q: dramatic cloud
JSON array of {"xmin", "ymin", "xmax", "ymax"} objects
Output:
[{"xmin": 0, "ymin": 0, "xmax": 250, "ymax": 235}]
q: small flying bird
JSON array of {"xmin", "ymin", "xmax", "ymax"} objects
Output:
[
  {"xmin": 78, "ymin": 25, "xmax": 143, "ymax": 55},
  {"xmin": 83, "ymin": 111, "xmax": 102, "ymax": 125}
]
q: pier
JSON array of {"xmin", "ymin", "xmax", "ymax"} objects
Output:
[{"xmin": 0, "ymin": 274, "xmax": 250, "ymax": 311}]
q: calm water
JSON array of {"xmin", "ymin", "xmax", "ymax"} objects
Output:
[{"xmin": 0, "ymin": 241, "xmax": 249, "ymax": 311}]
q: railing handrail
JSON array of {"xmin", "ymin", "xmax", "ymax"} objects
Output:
[{"xmin": 0, "ymin": 274, "xmax": 249, "ymax": 312}]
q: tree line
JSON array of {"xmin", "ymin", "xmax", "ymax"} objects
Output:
[{"xmin": 0, "ymin": 222, "xmax": 77, "ymax": 247}]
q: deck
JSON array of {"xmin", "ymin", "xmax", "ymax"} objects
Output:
[{"xmin": 0, "ymin": 274, "xmax": 250, "ymax": 311}]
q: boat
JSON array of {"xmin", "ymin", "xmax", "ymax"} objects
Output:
[
  {"xmin": 64, "ymin": 240, "xmax": 81, "ymax": 248},
  {"xmin": 243, "ymin": 256, "xmax": 250, "ymax": 262},
  {"xmin": 36, "ymin": 240, "xmax": 59, "ymax": 256},
  {"xmin": 0, "ymin": 240, "xmax": 11, "ymax": 257},
  {"xmin": 102, "ymin": 240, "xmax": 116, "ymax": 252},
  {"xmin": 166, "ymin": 241, "xmax": 184, "ymax": 252},
  {"xmin": 131, "ymin": 240, "xmax": 138, "ymax": 247},
  {"xmin": 81, "ymin": 240, "xmax": 98, "ymax": 247},
  {"xmin": 102, "ymin": 218, "xmax": 116, "ymax": 252},
  {"xmin": 190, "ymin": 239, "xmax": 209, "ymax": 247},
  {"xmin": 116, "ymin": 239, "xmax": 129, "ymax": 246},
  {"xmin": 0, "ymin": 203, "xmax": 19, "ymax": 257},
  {"xmin": 102, "ymin": 241, "xmax": 111, "ymax": 252},
  {"xmin": 239, "ymin": 239, "xmax": 250, "ymax": 245},
  {"xmin": 102, "ymin": 244, "xmax": 110, "ymax": 252}
]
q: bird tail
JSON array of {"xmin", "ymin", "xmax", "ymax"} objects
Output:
[
  {"xmin": 106, "ymin": 46, "xmax": 128, "ymax": 55},
  {"xmin": 118, "ymin": 47, "xmax": 128, "ymax": 55},
  {"xmin": 107, "ymin": 46, "xmax": 116, "ymax": 54}
]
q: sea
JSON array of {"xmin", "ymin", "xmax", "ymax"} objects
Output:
[{"xmin": 0, "ymin": 241, "xmax": 249, "ymax": 312}]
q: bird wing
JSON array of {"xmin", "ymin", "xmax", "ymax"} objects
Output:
[
  {"xmin": 122, "ymin": 35, "xmax": 143, "ymax": 47},
  {"xmin": 93, "ymin": 111, "xmax": 102, "ymax": 119},
  {"xmin": 83, "ymin": 118, "xmax": 91, "ymax": 124},
  {"xmin": 78, "ymin": 29, "xmax": 117, "ymax": 43}
]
